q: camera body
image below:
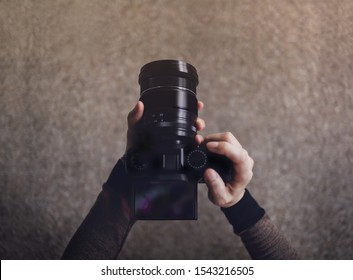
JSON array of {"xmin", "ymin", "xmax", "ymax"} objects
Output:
[
  {"xmin": 126, "ymin": 60, "xmax": 233, "ymax": 220},
  {"xmin": 126, "ymin": 144, "xmax": 233, "ymax": 220}
]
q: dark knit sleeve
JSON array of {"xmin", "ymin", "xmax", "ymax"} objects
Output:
[
  {"xmin": 61, "ymin": 159, "xmax": 134, "ymax": 259},
  {"xmin": 221, "ymin": 189, "xmax": 298, "ymax": 259},
  {"xmin": 239, "ymin": 215, "xmax": 298, "ymax": 259},
  {"xmin": 221, "ymin": 189, "xmax": 265, "ymax": 235}
]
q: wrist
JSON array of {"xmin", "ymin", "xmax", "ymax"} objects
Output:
[
  {"xmin": 105, "ymin": 156, "xmax": 134, "ymax": 220},
  {"xmin": 106, "ymin": 156, "xmax": 130, "ymax": 191},
  {"xmin": 221, "ymin": 189, "xmax": 265, "ymax": 235},
  {"xmin": 223, "ymin": 188, "xmax": 246, "ymax": 208}
]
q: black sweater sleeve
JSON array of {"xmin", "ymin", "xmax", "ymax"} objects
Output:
[
  {"xmin": 221, "ymin": 189, "xmax": 265, "ymax": 234},
  {"xmin": 221, "ymin": 189, "xmax": 298, "ymax": 259},
  {"xmin": 61, "ymin": 159, "xmax": 134, "ymax": 259}
]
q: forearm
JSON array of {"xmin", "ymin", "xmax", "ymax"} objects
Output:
[
  {"xmin": 61, "ymin": 184, "xmax": 133, "ymax": 259},
  {"xmin": 221, "ymin": 189, "xmax": 298, "ymax": 260},
  {"xmin": 62, "ymin": 158, "xmax": 134, "ymax": 260},
  {"xmin": 239, "ymin": 214, "xmax": 298, "ymax": 260},
  {"xmin": 61, "ymin": 184, "xmax": 132, "ymax": 259}
]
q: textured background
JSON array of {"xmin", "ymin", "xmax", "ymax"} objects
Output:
[{"xmin": 1, "ymin": 0, "xmax": 353, "ymax": 260}]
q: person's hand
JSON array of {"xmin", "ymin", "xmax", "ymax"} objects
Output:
[
  {"xmin": 125, "ymin": 101, "xmax": 206, "ymax": 152},
  {"xmin": 202, "ymin": 132, "xmax": 254, "ymax": 208},
  {"xmin": 125, "ymin": 101, "xmax": 144, "ymax": 153}
]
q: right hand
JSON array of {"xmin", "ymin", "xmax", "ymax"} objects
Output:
[{"xmin": 202, "ymin": 132, "xmax": 254, "ymax": 208}]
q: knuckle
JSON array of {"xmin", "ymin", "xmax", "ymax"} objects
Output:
[
  {"xmin": 240, "ymin": 149, "xmax": 249, "ymax": 162},
  {"xmin": 223, "ymin": 131, "xmax": 234, "ymax": 142}
]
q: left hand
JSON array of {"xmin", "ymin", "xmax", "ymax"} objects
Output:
[{"xmin": 125, "ymin": 100, "xmax": 206, "ymax": 152}]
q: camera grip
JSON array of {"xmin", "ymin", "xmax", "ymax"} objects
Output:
[{"xmin": 185, "ymin": 146, "xmax": 234, "ymax": 183}]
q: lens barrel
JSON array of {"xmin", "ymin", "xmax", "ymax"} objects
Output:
[
  {"xmin": 138, "ymin": 60, "xmax": 199, "ymax": 143},
  {"xmin": 139, "ymin": 60, "xmax": 198, "ymax": 95}
]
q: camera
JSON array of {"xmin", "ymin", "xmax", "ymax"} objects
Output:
[{"xmin": 126, "ymin": 60, "xmax": 233, "ymax": 220}]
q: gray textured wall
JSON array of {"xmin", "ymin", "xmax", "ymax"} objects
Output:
[{"xmin": 1, "ymin": 0, "xmax": 353, "ymax": 259}]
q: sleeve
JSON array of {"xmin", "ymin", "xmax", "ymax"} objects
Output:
[
  {"xmin": 61, "ymin": 159, "xmax": 134, "ymax": 260},
  {"xmin": 221, "ymin": 189, "xmax": 298, "ymax": 259}
]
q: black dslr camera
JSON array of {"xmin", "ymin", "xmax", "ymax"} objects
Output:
[{"xmin": 126, "ymin": 60, "xmax": 233, "ymax": 220}]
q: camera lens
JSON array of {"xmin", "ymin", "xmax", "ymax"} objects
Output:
[
  {"xmin": 139, "ymin": 60, "xmax": 198, "ymax": 94},
  {"xmin": 138, "ymin": 60, "xmax": 199, "ymax": 146}
]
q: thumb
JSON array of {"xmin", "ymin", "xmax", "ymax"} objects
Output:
[
  {"xmin": 204, "ymin": 168, "xmax": 227, "ymax": 206},
  {"xmin": 127, "ymin": 101, "xmax": 144, "ymax": 128}
]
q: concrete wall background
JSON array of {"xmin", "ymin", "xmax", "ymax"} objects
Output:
[{"xmin": 1, "ymin": 0, "xmax": 353, "ymax": 259}]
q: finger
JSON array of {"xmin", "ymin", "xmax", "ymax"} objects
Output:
[
  {"xmin": 198, "ymin": 101, "xmax": 204, "ymax": 111},
  {"xmin": 195, "ymin": 117, "xmax": 205, "ymax": 131},
  {"xmin": 206, "ymin": 141, "xmax": 254, "ymax": 185},
  {"xmin": 195, "ymin": 134, "xmax": 204, "ymax": 145},
  {"xmin": 232, "ymin": 151, "xmax": 254, "ymax": 185},
  {"xmin": 127, "ymin": 101, "xmax": 144, "ymax": 128},
  {"xmin": 206, "ymin": 141, "xmax": 244, "ymax": 164},
  {"xmin": 204, "ymin": 132, "xmax": 239, "ymax": 146},
  {"xmin": 204, "ymin": 168, "xmax": 232, "ymax": 207}
]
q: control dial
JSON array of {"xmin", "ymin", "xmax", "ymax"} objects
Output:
[{"xmin": 186, "ymin": 149, "xmax": 208, "ymax": 170}]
